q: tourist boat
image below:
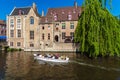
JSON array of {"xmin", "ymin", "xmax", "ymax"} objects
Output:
[{"xmin": 33, "ymin": 54, "xmax": 69, "ymax": 63}]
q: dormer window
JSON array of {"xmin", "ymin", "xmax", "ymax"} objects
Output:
[
  {"xmin": 54, "ymin": 14, "xmax": 57, "ymax": 21},
  {"xmin": 19, "ymin": 10, "xmax": 24, "ymax": 15},
  {"xmin": 68, "ymin": 14, "xmax": 72, "ymax": 20},
  {"xmin": 19, "ymin": 10, "xmax": 22, "ymax": 15},
  {"xmin": 22, "ymin": 11, "xmax": 24, "ymax": 15},
  {"xmin": 45, "ymin": 18, "xmax": 48, "ymax": 22},
  {"xmin": 30, "ymin": 16, "xmax": 34, "ymax": 24},
  {"xmin": 68, "ymin": 11, "xmax": 72, "ymax": 20},
  {"xmin": 62, "ymin": 10, "xmax": 64, "ymax": 14}
]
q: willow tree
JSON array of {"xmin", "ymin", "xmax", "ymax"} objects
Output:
[{"xmin": 75, "ymin": 0, "xmax": 120, "ymax": 57}]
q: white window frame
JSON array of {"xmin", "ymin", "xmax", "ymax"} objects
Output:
[
  {"xmin": 10, "ymin": 18, "xmax": 14, "ymax": 29},
  {"xmin": 16, "ymin": 18, "xmax": 21, "ymax": 29}
]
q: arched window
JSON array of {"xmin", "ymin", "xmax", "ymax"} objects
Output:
[{"xmin": 30, "ymin": 16, "xmax": 34, "ymax": 24}]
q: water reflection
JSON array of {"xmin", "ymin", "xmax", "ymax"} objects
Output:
[
  {"xmin": 0, "ymin": 51, "xmax": 119, "ymax": 80},
  {"xmin": 0, "ymin": 52, "xmax": 6, "ymax": 80}
]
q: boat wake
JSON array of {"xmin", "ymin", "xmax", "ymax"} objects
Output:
[{"xmin": 71, "ymin": 60, "xmax": 120, "ymax": 72}]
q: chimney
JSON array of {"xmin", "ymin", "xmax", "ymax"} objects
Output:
[
  {"xmin": 42, "ymin": 10, "xmax": 44, "ymax": 16},
  {"xmin": 33, "ymin": 3, "xmax": 37, "ymax": 12},
  {"xmin": 74, "ymin": 0, "xmax": 78, "ymax": 8}
]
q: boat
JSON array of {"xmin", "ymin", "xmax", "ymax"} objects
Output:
[{"xmin": 34, "ymin": 54, "xmax": 69, "ymax": 63}]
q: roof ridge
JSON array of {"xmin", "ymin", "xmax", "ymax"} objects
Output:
[
  {"xmin": 49, "ymin": 6, "xmax": 81, "ymax": 9},
  {"xmin": 15, "ymin": 6, "xmax": 32, "ymax": 9}
]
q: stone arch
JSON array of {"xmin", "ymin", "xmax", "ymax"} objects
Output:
[{"xmin": 55, "ymin": 35, "xmax": 59, "ymax": 42}]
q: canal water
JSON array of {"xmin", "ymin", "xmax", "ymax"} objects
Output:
[{"xmin": 0, "ymin": 51, "xmax": 120, "ymax": 80}]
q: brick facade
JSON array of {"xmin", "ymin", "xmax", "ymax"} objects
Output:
[{"xmin": 7, "ymin": 3, "xmax": 82, "ymax": 52}]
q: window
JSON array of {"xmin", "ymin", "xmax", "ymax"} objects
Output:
[
  {"xmin": 62, "ymin": 10, "xmax": 65, "ymax": 14},
  {"xmin": 1, "ymin": 30, "xmax": 3, "ymax": 35},
  {"xmin": 70, "ymin": 32, "xmax": 74, "ymax": 37},
  {"xmin": 10, "ymin": 19, "xmax": 14, "ymax": 28},
  {"xmin": 30, "ymin": 31, "xmax": 34, "ymax": 39},
  {"xmin": 42, "ymin": 33, "xmax": 44, "ymax": 40},
  {"xmin": 70, "ymin": 22, "xmax": 74, "ymax": 29},
  {"xmin": 42, "ymin": 26, "xmax": 44, "ymax": 30},
  {"xmin": 68, "ymin": 14, "xmax": 72, "ymax": 20},
  {"xmin": 48, "ymin": 33, "xmax": 50, "ymax": 40},
  {"xmin": 17, "ymin": 19, "xmax": 21, "ymax": 28},
  {"xmin": 10, "ymin": 42, "xmax": 13, "ymax": 46},
  {"xmin": 48, "ymin": 26, "xmax": 50, "ymax": 29},
  {"xmin": 56, "ymin": 23, "xmax": 59, "ymax": 26},
  {"xmin": 62, "ymin": 32, "xmax": 66, "ymax": 39},
  {"xmin": 54, "ymin": 14, "xmax": 57, "ymax": 21},
  {"xmin": 30, "ymin": 16, "xmax": 34, "ymax": 24},
  {"xmin": 10, "ymin": 30, "xmax": 14, "ymax": 37},
  {"xmin": 45, "ymin": 18, "xmax": 48, "ymax": 22},
  {"xmin": 17, "ymin": 30, "xmax": 21, "ymax": 38},
  {"xmin": 30, "ymin": 43, "xmax": 34, "ymax": 47},
  {"xmin": 56, "ymin": 27, "xmax": 58, "ymax": 31},
  {"xmin": 62, "ymin": 23, "xmax": 66, "ymax": 29},
  {"xmin": 17, "ymin": 42, "xmax": 21, "ymax": 46}
]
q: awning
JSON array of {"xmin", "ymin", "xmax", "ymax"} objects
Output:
[{"xmin": 0, "ymin": 36, "xmax": 6, "ymax": 40}]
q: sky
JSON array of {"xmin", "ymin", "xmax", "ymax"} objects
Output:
[{"xmin": 0, "ymin": 0, "xmax": 120, "ymax": 20}]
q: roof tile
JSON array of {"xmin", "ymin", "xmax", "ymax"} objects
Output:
[{"xmin": 40, "ymin": 6, "xmax": 82, "ymax": 23}]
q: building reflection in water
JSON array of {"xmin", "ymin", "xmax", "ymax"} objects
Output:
[
  {"xmin": 0, "ymin": 52, "xmax": 7, "ymax": 80},
  {"xmin": 5, "ymin": 51, "xmax": 33, "ymax": 80},
  {"xmin": 4, "ymin": 51, "xmax": 78, "ymax": 80},
  {"xmin": 1, "ymin": 51, "xmax": 120, "ymax": 80}
]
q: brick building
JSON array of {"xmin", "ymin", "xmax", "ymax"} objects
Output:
[
  {"xmin": 7, "ymin": 2, "xmax": 82, "ymax": 51},
  {"xmin": 0, "ymin": 20, "xmax": 6, "ymax": 36}
]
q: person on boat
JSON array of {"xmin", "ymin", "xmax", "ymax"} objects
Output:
[
  {"xmin": 56, "ymin": 53, "xmax": 60, "ymax": 57},
  {"xmin": 37, "ymin": 54, "xmax": 41, "ymax": 56},
  {"xmin": 60, "ymin": 55, "xmax": 66, "ymax": 60},
  {"xmin": 44, "ymin": 53, "xmax": 49, "ymax": 58},
  {"xmin": 52, "ymin": 54, "xmax": 58, "ymax": 59},
  {"xmin": 65, "ymin": 57, "xmax": 69, "ymax": 60}
]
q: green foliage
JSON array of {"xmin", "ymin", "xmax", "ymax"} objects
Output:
[
  {"xmin": 7, "ymin": 48, "xmax": 22, "ymax": 52},
  {"xmin": 75, "ymin": 0, "xmax": 120, "ymax": 57}
]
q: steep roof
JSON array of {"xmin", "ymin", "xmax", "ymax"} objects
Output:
[
  {"xmin": 10, "ymin": 7, "xmax": 31, "ymax": 16},
  {"xmin": 40, "ymin": 6, "xmax": 82, "ymax": 23},
  {"xmin": 10, "ymin": 7, "xmax": 41, "ymax": 17},
  {"xmin": 0, "ymin": 20, "xmax": 5, "ymax": 25},
  {"xmin": 40, "ymin": 16, "xmax": 53, "ymax": 24}
]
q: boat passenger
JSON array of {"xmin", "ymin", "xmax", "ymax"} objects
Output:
[
  {"xmin": 37, "ymin": 54, "xmax": 40, "ymax": 56},
  {"xmin": 66, "ymin": 57, "xmax": 69, "ymax": 60},
  {"xmin": 38, "ymin": 54, "xmax": 42, "ymax": 57},
  {"xmin": 52, "ymin": 56, "xmax": 55, "ymax": 59},
  {"xmin": 47, "ymin": 54, "xmax": 52, "ymax": 58},
  {"xmin": 60, "ymin": 55, "xmax": 66, "ymax": 60}
]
